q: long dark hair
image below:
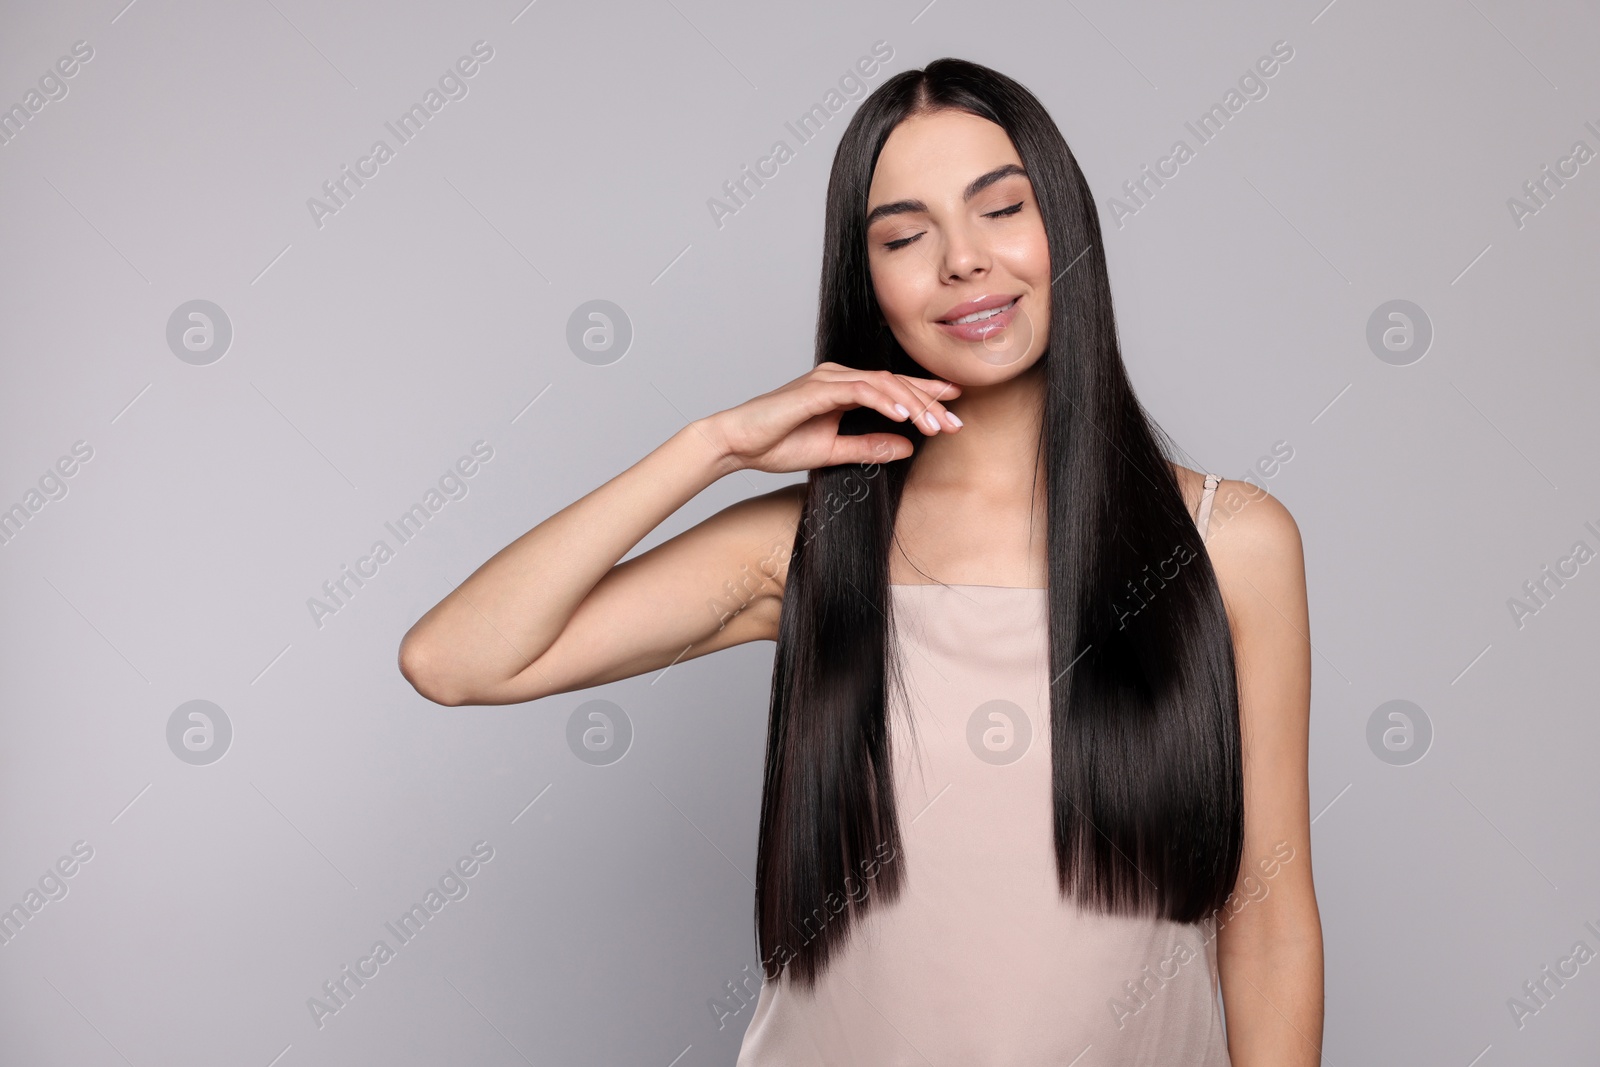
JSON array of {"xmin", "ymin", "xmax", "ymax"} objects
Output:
[{"xmin": 754, "ymin": 57, "xmax": 1244, "ymax": 988}]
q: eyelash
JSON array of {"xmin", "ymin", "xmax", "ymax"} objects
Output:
[{"xmin": 882, "ymin": 200, "xmax": 1026, "ymax": 251}]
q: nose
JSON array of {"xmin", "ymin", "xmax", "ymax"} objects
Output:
[{"xmin": 940, "ymin": 218, "xmax": 990, "ymax": 281}]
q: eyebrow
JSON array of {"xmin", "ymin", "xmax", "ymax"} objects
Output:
[{"xmin": 865, "ymin": 163, "xmax": 1029, "ymax": 227}]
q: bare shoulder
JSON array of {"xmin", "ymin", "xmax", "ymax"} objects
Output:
[
  {"xmin": 1165, "ymin": 460, "xmax": 1299, "ymax": 555},
  {"xmin": 1203, "ymin": 479, "xmax": 1306, "ymax": 621},
  {"xmin": 1163, "ymin": 459, "xmax": 1303, "ymax": 597},
  {"xmin": 1205, "ymin": 480, "xmax": 1301, "ymax": 561}
]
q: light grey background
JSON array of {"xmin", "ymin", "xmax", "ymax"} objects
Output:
[{"xmin": 2, "ymin": 0, "xmax": 1596, "ymax": 1064}]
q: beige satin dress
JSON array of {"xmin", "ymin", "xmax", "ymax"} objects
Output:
[{"xmin": 736, "ymin": 474, "xmax": 1231, "ymax": 1066}]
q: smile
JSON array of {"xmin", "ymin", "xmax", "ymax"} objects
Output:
[
  {"xmin": 936, "ymin": 295, "xmax": 1022, "ymax": 342},
  {"xmin": 945, "ymin": 298, "xmax": 1017, "ymax": 324}
]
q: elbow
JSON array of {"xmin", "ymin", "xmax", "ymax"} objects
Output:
[{"xmin": 397, "ymin": 633, "xmax": 471, "ymax": 707}]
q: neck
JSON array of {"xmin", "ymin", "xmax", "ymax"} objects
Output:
[{"xmin": 908, "ymin": 357, "xmax": 1047, "ymax": 499}]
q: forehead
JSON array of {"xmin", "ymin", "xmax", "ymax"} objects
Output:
[{"xmin": 867, "ymin": 110, "xmax": 1022, "ymax": 202}]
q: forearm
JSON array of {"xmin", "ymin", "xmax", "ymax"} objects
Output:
[
  {"xmin": 1218, "ymin": 931, "xmax": 1324, "ymax": 1067},
  {"xmin": 399, "ymin": 418, "xmax": 737, "ymax": 701}
]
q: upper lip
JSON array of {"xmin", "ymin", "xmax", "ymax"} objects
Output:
[{"xmin": 937, "ymin": 293, "xmax": 1020, "ymax": 322}]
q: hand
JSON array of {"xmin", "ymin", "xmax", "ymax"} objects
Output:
[{"xmin": 702, "ymin": 362, "xmax": 963, "ymax": 475}]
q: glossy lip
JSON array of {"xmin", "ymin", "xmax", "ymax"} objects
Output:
[
  {"xmin": 937, "ymin": 292, "xmax": 1021, "ymax": 323},
  {"xmin": 935, "ymin": 293, "xmax": 1022, "ymax": 343}
]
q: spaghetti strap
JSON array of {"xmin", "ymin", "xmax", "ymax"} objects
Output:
[{"xmin": 1197, "ymin": 473, "xmax": 1221, "ymax": 542}]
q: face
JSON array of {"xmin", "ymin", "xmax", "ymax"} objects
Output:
[{"xmin": 864, "ymin": 109, "xmax": 1051, "ymax": 383}]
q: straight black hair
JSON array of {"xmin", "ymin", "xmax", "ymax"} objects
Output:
[{"xmin": 754, "ymin": 57, "xmax": 1244, "ymax": 988}]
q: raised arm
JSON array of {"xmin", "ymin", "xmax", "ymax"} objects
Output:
[{"xmin": 397, "ymin": 364, "xmax": 963, "ymax": 706}]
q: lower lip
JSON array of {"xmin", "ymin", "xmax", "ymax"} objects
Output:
[{"xmin": 936, "ymin": 297, "xmax": 1020, "ymax": 342}]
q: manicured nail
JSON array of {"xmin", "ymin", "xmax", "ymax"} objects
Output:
[
  {"xmin": 922, "ymin": 413, "xmax": 940, "ymax": 432},
  {"xmin": 894, "ymin": 403, "xmax": 910, "ymax": 418},
  {"xmin": 944, "ymin": 411, "xmax": 963, "ymax": 428}
]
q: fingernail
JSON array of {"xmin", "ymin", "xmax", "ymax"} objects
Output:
[
  {"xmin": 894, "ymin": 403, "xmax": 910, "ymax": 418},
  {"xmin": 923, "ymin": 413, "xmax": 940, "ymax": 432},
  {"xmin": 944, "ymin": 411, "xmax": 963, "ymax": 427}
]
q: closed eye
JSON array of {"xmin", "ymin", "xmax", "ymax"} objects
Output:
[{"xmin": 880, "ymin": 201, "xmax": 1025, "ymax": 251}]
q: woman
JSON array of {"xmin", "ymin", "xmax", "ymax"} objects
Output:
[{"xmin": 399, "ymin": 58, "xmax": 1322, "ymax": 1065}]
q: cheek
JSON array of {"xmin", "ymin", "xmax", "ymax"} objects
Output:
[
  {"xmin": 998, "ymin": 231, "xmax": 1051, "ymax": 285},
  {"xmin": 870, "ymin": 260, "xmax": 928, "ymax": 329}
]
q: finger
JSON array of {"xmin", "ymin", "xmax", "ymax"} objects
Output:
[
  {"xmin": 804, "ymin": 370, "xmax": 957, "ymax": 435},
  {"xmin": 905, "ymin": 375, "xmax": 962, "ymax": 398},
  {"xmin": 810, "ymin": 378, "xmax": 930, "ymax": 432},
  {"xmin": 812, "ymin": 365, "xmax": 961, "ymax": 397},
  {"xmin": 884, "ymin": 373, "xmax": 962, "ymax": 434},
  {"xmin": 793, "ymin": 377, "xmax": 908, "ymax": 431},
  {"xmin": 827, "ymin": 432, "xmax": 914, "ymax": 468}
]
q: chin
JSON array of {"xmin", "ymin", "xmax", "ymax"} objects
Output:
[{"xmin": 928, "ymin": 339, "xmax": 1041, "ymax": 379}]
